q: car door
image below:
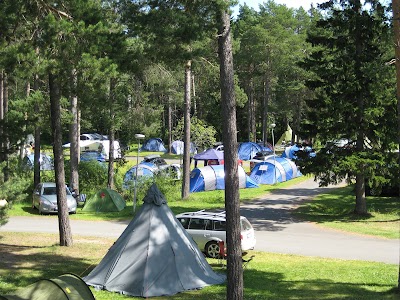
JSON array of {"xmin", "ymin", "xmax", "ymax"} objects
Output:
[
  {"xmin": 186, "ymin": 218, "xmax": 209, "ymax": 249},
  {"xmin": 32, "ymin": 183, "xmax": 42, "ymax": 208}
]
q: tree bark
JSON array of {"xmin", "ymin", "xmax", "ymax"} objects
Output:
[
  {"xmin": 218, "ymin": 5, "xmax": 243, "ymax": 300},
  {"xmin": 392, "ymin": 0, "xmax": 400, "ymax": 291},
  {"xmin": 353, "ymin": 0, "xmax": 367, "ymax": 215},
  {"xmin": 69, "ymin": 68, "xmax": 79, "ymax": 193},
  {"xmin": 49, "ymin": 72, "xmax": 73, "ymax": 247},
  {"xmin": 1, "ymin": 72, "xmax": 9, "ymax": 181},
  {"xmin": 181, "ymin": 60, "xmax": 191, "ymax": 199},
  {"xmin": 107, "ymin": 78, "xmax": 116, "ymax": 189}
]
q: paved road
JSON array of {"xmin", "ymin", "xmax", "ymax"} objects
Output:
[{"xmin": 0, "ymin": 178, "xmax": 398, "ymax": 264}]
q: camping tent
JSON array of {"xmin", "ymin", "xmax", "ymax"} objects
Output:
[
  {"xmin": 249, "ymin": 157, "xmax": 301, "ymax": 185},
  {"xmin": 238, "ymin": 142, "xmax": 272, "ymax": 160},
  {"xmin": 1, "ymin": 273, "xmax": 95, "ymax": 300},
  {"xmin": 281, "ymin": 144, "xmax": 301, "ymax": 159},
  {"xmin": 276, "ymin": 124, "xmax": 297, "ymax": 146},
  {"xmin": 83, "ymin": 184, "xmax": 225, "ymax": 297},
  {"xmin": 170, "ymin": 140, "xmax": 197, "ymax": 155},
  {"xmin": 22, "ymin": 153, "xmax": 53, "ymax": 171},
  {"xmin": 190, "ymin": 165, "xmax": 259, "ymax": 193},
  {"xmin": 123, "ymin": 162, "xmax": 158, "ymax": 188},
  {"xmin": 193, "ymin": 148, "xmax": 224, "ymax": 167},
  {"xmin": 140, "ymin": 138, "xmax": 167, "ymax": 152},
  {"xmin": 82, "ymin": 188, "xmax": 126, "ymax": 212}
]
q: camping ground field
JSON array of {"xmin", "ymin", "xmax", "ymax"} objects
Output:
[{"xmin": 0, "ymin": 232, "xmax": 397, "ymax": 300}]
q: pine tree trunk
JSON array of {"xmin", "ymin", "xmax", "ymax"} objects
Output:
[
  {"xmin": 1, "ymin": 73, "xmax": 9, "ymax": 182},
  {"xmin": 353, "ymin": 0, "xmax": 367, "ymax": 215},
  {"xmin": 69, "ymin": 68, "xmax": 79, "ymax": 193},
  {"xmin": 392, "ymin": 0, "xmax": 400, "ymax": 291},
  {"xmin": 49, "ymin": 72, "xmax": 73, "ymax": 247},
  {"xmin": 218, "ymin": 5, "xmax": 243, "ymax": 300},
  {"xmin": 33, "ymin": 73, "xmax": 41, "ymax": 188},
  {"xmin": 107, "ymin": 78, "xmax": 116, "ymax": 189},
  {"xmin": 181, "ymin": 61, "xmax": 191, "ymax": 199}
]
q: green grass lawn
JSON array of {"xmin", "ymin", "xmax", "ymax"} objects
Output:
[
  {"xmin": 293, "ymin": 186, "xmax": 399, "ymax": 239},
  {"xmin": 0, "ymin": 232, "xmax": 397, "ymax": 300}
]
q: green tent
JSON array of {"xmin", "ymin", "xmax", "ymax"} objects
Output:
[
  {"xmin": 82, "ymin": 188, "xmax": 126, "ymax": 212},
  {"xmin": 0, "ymin": 273, "xmax": 95, "ymax": 300}
]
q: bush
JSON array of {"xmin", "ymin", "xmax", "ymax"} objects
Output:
[{"xmin": 78, "ymin": 161, "xmax": 108, "ymax": 195}]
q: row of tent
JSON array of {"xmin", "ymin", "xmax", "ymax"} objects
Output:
[
  {"xmin": 140, "ymin": 138, "xmax": 273, "ymax": 160},
  {"xmin": 1, "ymin": 185, "xmax": 225, "ymax": 299}
]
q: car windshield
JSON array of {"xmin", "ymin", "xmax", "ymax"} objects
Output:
[
  {"xmin": 43, "ymin": 187, "xmax": 56, "ymax": 195},
  {"xmin": 42, "ymin": 186, "xmax": 71, "ymax": 195}
]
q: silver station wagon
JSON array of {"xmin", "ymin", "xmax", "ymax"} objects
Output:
[{"xmin": 176, "ymin": 210, "xmax": 256, "ymax": 258}]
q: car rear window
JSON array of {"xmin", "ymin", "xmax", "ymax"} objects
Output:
[{"xmin": 241, "ymin": 218, "xmax": 253, "ymax": 231}]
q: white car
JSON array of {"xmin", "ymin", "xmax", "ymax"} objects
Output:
[
  {"xmin": 32, "ymin": 182, "xmax": 77, "ymax": 214},
  {"xmin": 176, "ymin": 210, "xmax": 256, "ymax": 258}
]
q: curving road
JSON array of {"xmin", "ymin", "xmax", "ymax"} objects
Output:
[{"xmin": 0, "ymin": 178, "xmax": 398, "ymax": 264}]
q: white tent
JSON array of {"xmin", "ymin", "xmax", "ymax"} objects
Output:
[{"xmin": 83, "ymin": 184, "xmax": 225, "ymax": 297}]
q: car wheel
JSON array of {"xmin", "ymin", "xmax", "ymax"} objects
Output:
[{"xmin": 205, "ymin": 241, "xmax": 221, "ymax": 258}]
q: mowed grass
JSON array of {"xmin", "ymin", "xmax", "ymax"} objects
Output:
[
  {"xmin": 0, "ymin": 232, "xmax": 397, "ymax": 300},
  {"xmin": 293, "ymin": 186, "xmax": 399, "ymax": 239}
]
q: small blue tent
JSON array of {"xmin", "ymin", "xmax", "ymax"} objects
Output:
[
  {"xmin": 250, "ymin": 157, "xmax": 301, "ymax": 185},
  {"xmin": 190, "ymin": 165, "xmax": 258, "ymax": 193},
  {"xmin": 22, "ymin": 153, "xmax": 53, "ymax": 171},
  {"xmin": 123, "ymin": 162, "xmax": 158, "ymax": 189},
  {"xmin": 140, "ymin": 138, "xmax": 167, "ymax": 153},
  {"xmin": 171, "ymin": 140, "xmax": 197, "ymax": 155},
  {"xmin": 238, "ymin": 142, "xmax": 272, "ymax": 160},
  {"xmin": 281, "ymin": 144, "xmax": 301, "ymax": 159}
]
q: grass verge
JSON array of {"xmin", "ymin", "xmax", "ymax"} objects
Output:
[
  {"xmin": 293, "ymin": 185, "xmax": 399, "ymax": 239},
  {"xmin": 0, "ymin": 232, "xmax": 397, "ymax": 300}
]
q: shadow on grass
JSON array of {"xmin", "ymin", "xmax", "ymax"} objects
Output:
[{"xmin": 0, "ymin": 243, "xmax": 96, "ymax": 296}]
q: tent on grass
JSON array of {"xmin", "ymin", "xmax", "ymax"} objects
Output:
[
  {"xmin": 123, "ymin": 162, "xmax": 158, "ymax": 189},
  {"xmin": 82, "ymin": 188, "xmax": 126, "ymax": 212},
  {"xmin": 281, "ymin": 144, "xmax": 302, "ymax": 160},
  {"xmin": 22, "ymin": 153, "xmax": 54, "ymax": 171},
  {"xmin": 276, "ymin": 124, "xmax": 297, "ymax": 146},
  {"xmin": 170, "ymin": 140, "xmax": 197, "ymax": 155},
  {"xmin": 83, "ymin": 184, "xmax": 225, "ymax": 297},
  {"xmin": 190, "ymin": 165, "xmax": 259, "ymax": 193},
  {"xmin": 140, "ymin": 138, "xmax": 167, "ymax": 152},
  {"xmin": 0, "ymin": 273, "xmax": 95, "ymax": 300},
  {"xmin": 249, "ymin": 157, "xmax": 301, "ymax": 185},
  {"xmin": 238, "ymin": 142, "xmax": 272, "ymax": 160}
]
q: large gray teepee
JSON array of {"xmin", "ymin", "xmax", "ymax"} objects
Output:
[{"xmin": 83, "ymin": 184, "xmax": 225, "ymax": 297}]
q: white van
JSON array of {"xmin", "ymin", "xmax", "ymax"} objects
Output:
[{"xmin": 176, "ymin": 210, "xmax": 256, "ymax": 258}]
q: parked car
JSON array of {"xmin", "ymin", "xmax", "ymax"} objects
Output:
[
  {"xmin": 141, "ymin": 154, "xmax": 168, "ymax": 167},
  {"xmin": 32, "ymin": 182, "xmax": 77, "ymax": 214},
  {"xmin": 176, "ymin": 210, "xmax": 256, "ymax": 258},
  {"xmin": 249, "ymin": 151, "xmax": 275, "ymax": 170}
]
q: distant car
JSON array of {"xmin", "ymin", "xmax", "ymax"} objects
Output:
[
  {"xmin": 249, "ymin": 151, "xmax": 275, "ymax": 170},
  {"xmin": 80, "ymin": 151, "xmax": 106, "ymax": 162},
  {"xmin": 32, "ymin": 182, "xmax": 77, "ymax": 214},
  {"xmin": 80, "ymin": 133, "xmax": 104, "ymax": 141},
  {"xmin": 141, "ymin": 154, "xmax": 168, "ymax": 167},
  {"xmin": 176, "ymin": 210, "xmax": 256, "ymax": 258}
]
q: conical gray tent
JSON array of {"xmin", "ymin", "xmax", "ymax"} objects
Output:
[{"xmin": 83, "ymin": 184, "xmax": 225, "ymax": 298}]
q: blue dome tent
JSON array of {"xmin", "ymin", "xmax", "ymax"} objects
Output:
[
  {"xmin": 250, "ymin": 157, "xmax": 301, "ymax": 185},
  {"xmin": 238, "ymin": 142, "xmax": 272, "ymax": 160},
  {"xmin": 123, "ymin": 162, "xmax": 158, "ymax": 189},
  {"xmin": 140, "ymin": 138, "xmax": 167, "ymax": 153},
  {"xmin": 281, "ymin": 144, "xmax": 301, "ymax": 159},
  {"xmin": 190, "ymin": 165, "xmax": 258, "ymax": 193}
]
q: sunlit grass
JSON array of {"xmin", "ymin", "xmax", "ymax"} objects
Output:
[
  {"xmin": 293, "ymin": 186, "xmax": 399, "ymax": 239},
  {"xmin": 0, "ymin": 232, "xmax": 397, "ymax": 300}
]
